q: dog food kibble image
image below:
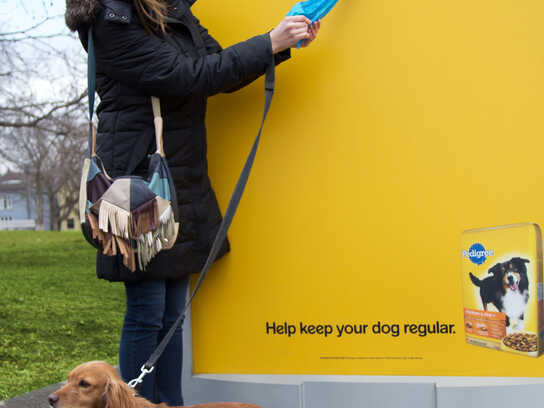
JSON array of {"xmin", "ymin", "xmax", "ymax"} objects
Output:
[
  {"xmin": 503, "ymin": 333, "xmax": 538, "ymax": 353},
  {"xmin": 461, "ymin": 223, "xmax": 543, "ymax": 357}
]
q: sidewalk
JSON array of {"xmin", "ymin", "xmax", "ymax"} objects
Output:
[{"xmin": 1, "ymin": 381, "xmax": 65, "ymax": 408}]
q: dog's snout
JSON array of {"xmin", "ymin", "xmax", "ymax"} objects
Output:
[
  {"xmin": 48, "ymin": 393, "xmax": 59, "ymax": 407},
  {"xmin": 507, "ymin": 275, "xmax": 515, "ymax": 283}
]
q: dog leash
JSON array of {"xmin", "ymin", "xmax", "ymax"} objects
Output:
[
  {"xmin": 87, "ymin": 21, "xmax": 275, "ymax": 389},
  {"xmin": 121, "ymin": 43, "xmax": 276, "ymax": 389}
]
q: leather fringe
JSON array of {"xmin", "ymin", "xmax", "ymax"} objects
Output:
[
  {"xmin": 90, "ymin": 199, "xmax": 176, "ymax": 272},
  {"xmin": 115, "ymin": 236, "xmax": 136, "ymax": 272},
  {"xmin": 131, "ymin": 199, "xmax": 159, "ymax": 237},
  {"xmin": 97, "ymin": 200, "xmax": 130, "ymax": 239},
  {"xmin": 136, "ymin": 205, "xmax": 177, "ymax": 271}
]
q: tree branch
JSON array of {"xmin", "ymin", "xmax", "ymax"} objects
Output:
[
  {"xmin": 0, "ymin": 90, "xmax": 88, "ymax": 128},
  {"xmin": 0, "ymin": 15, "xmax": 62, "ymax": 37}
]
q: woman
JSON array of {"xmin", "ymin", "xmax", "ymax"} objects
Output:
[{"xmin": 65, "ymin": 0, "xmax": 320, "ymax": 405}]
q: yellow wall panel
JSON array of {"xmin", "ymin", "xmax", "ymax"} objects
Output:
[{"xmin": 190, "ymin": 0, "xmax": 544, "ymax": 376}]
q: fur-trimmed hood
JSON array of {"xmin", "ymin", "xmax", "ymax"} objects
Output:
[
  {"xmin": 65, "ymin": 0, "xmax": 101, "ymax": 31},
  {"xmin": 65, "ymin": 0, "xmax": 197, "ymax": 32}
]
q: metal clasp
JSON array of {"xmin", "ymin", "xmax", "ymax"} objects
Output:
[{"xmin": 127, "ymin": 364, "xmax": 155, "ymax": 389}]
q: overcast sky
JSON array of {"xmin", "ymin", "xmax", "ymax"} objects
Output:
[
  {"xmin": 0, "ymin": 0, "xmax": 85, "ymax": 92},
  {"xmin": 0, "ymin": 0, "xmax": 66, "ymax": 34}
]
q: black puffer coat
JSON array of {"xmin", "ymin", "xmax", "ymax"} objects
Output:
[{"xmin": 65, "ymin": 0, "xmax": 290, "ymax": 281}]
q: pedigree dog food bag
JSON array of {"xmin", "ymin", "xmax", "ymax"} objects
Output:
[{"xmin": 461, "ymin": 223, "xmax": 544, "ymax": 357}]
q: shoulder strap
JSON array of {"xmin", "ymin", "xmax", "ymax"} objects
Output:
[
  {"xmin": 151, "ymin": 97, "xmax": 165, "ymax": 156},
  {"xmin": 87, "ymin": 27, "xmax": 96, "ymax": 158}
]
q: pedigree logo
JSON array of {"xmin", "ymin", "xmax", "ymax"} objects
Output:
[{"xmin": 462, "ymin": 243, "xmax": 494, "ymax": 265}]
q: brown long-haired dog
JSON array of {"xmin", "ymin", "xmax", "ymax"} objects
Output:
[{"xmin": 48, "ymin": 361, "xmax": 261, "ymax": 408}]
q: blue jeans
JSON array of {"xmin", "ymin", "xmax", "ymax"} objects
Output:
[{"xmin": 119, "ymin": 277, "xmax": 189, "ymax": 405}]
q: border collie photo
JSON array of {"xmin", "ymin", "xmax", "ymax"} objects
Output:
[{"xmin": 469, "ymin": 257, "xmax": 530, "ymax": 334}]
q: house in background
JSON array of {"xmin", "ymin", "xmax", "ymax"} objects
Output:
[
  {"xmin": 59, "ymin": 187, "xmax": 80, "ymax": 231},
  {"xmin": 60, "ymin": 215, "xmax": 79, "ymax": 231},
  {"xmin": 0, "ymin": 171, "xmax": 50, "ymax": 230}
]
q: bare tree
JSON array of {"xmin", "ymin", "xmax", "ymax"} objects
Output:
[
  {"xmin": 44, "ymin": 113, "xmax": 87, "ymax": 230},
  {"xmin": 0, "ymin": 107, "xmax": 87, "ymax": 229},
  {"xmin": 0, "ymin": 14, "xmax": 87, "ymax": 130},
  {"xmin": 0, "ymin": 3, "xmax": 88, "ymax": 229}
]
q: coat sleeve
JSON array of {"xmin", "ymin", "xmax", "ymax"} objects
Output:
[
  {"xmin": 191, "ymin": 14, "xmax": 291, "ymax": 95},
  {"xmin": 92, "ymin": 10, "xmax": 279, "ymax": 98}
]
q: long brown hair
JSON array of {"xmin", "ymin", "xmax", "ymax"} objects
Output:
[{"xmin": 133, "ymin": 0, "xmax": 169, "ymax": 34}]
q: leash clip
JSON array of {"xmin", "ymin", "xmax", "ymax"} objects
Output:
[{"xmin": 127, "ymin": 364, "xmax": 155, "ymax": 389}]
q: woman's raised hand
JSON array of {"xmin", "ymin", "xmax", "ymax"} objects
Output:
[
  {"xmin": 300, "ymin": 20, "xmax": 320, "ymax": 48},
  {"xmin": 270, "ymin": 16, "xmax": 322, "ymax": 54}
]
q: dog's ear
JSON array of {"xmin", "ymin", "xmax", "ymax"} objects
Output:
[
  {"xmin": 510, "ymin": 257, "xmax": 530, "ymax": 263},
  {"xmin": 511, "ymin": 257, "xmax": 530, "ymax": 272},
  {"xmin": 104, "ymin": 375, "xmax": 139, "ymax": 408},
  {"xmin": 488, "ymin": 263, "xmax": 504, "ymax": 276}
]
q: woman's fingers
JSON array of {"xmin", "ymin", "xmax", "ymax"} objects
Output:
[
  {"xmin": 307, "ymin": 21, "xmax": 319, "ymax": 38},
  {"xmin": 285, "ymin": 15, "xmax": 312, "ymax": 25},
  {"xmin": 287, "ymin": 22, "xmax": 311, "ymax": 32},
  {"xmin": 293, "ymin": 27, "xmax": 311, "ymax": 37},
  {"xmin": 285, "ymin": 23, "xmax": 311, "ymax": 44},
  {"xmin": 270, "ymin": 17, "xmax": 321, "ymax": 53},
  {"xmin": 295, "ymin": 20, "xmax": 320, "ymax": 41},
  {"xmin": 312, "ymin": 21, "xmax": 321, "ymax": 36},
  {"xmin": 301, "ymin": 20, "xmax": 321, "ymax": 47},
  {"xmin": 308, "ymin": 26, "xmax": 316, "ymax": 40}
]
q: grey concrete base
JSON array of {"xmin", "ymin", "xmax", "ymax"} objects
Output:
[
  {"xmin": 302, "ymin": 382, "xmax": 435, "ymax": 408},
  {"xmin": 5, "ymin": 309, "xmax": 544, "ymax": 408},
  {"xmin": 182, "ymin": 310, "xmax": 544, "ymax": 408},
  {"xmin": 437, "ymin": 384, "xmax": 544, "ymax": 408}
]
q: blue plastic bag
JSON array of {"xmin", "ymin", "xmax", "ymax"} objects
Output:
[
  {"xmin": 286, "ymin": 0, "xmax": 339, "ymax": 22},
  {"xmin": 286, "ymin": 0, "xmax": 339, "ymax": 47}
]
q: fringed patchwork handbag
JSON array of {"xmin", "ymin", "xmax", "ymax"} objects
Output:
[{"xmin": 79, "ymin": 27, "xmax": 179, "ymax": 272}]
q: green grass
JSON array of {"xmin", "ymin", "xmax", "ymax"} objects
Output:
[{"xmin": 0, "ymin": 231, "xmax": 125, "ymax": 400}]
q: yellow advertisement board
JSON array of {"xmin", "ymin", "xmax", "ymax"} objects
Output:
[{"xmin": 190, "ymin": 0, "xmax": 544, "ymax": 376}]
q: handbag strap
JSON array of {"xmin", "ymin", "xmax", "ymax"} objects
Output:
[
  {"xmin": 151, "ymin": 97, "xmax": 165, "ymax": 156},
  {"xmin": 87, "ymin": 27, "xmax": 96, "ymax": 157},
  {"xmin": 87, "ymin": 27, "xmax": 165, "ymax": 158}
]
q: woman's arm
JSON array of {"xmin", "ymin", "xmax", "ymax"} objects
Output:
[
  {"xmin": 193, "ymin": 14, "xmax": 321, "ymax": 95},
  {"xmin": 192, "ymin": 12, "xmax": 292, "ymax": 65},
  {"xmin": 92, "ymin": 14, "xmax": 274, "ymax": 98},
  {"xmin": 90, "ymin": 3, "xmax": 316, "ymax": 98},
  {"xmin": 189, "ymin": 13, "xmax": 290, "ymax": 94}
]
